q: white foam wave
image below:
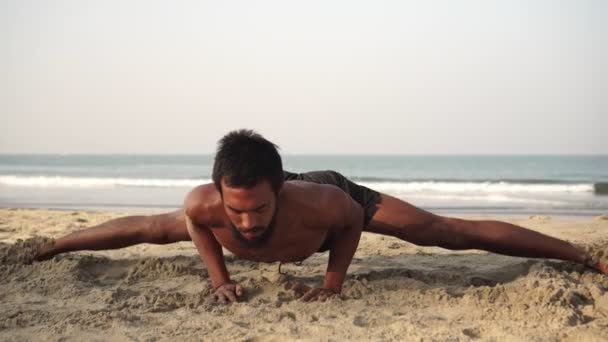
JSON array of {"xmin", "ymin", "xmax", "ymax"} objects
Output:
[
  {"xmin": 408, "ymin": 193, "xmax": 570, "ymax": 206},
  {"xmin": 0, "ymin": 176, "xmax": 594, "ymax": 195},
  {"xmin": 359, "ymin": 181, "xmax": 593, "ymax": 194},
  {"xmin": 0, "ymin": 175, "xmax": 209, "ymax": 188}
]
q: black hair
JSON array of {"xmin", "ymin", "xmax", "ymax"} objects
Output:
[{"xmin": 212, "ymin": 129, "xmax": 284, "ymax": 193}]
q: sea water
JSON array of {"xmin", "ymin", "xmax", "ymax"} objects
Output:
[{"xmin": 0, "ymin": 154, "xmax": 606, "ymax": 216}]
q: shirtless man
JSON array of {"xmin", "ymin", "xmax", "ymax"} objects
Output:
[{"xmin": 35, "ymin": 130, "xmax": 607, "ymax": 303}]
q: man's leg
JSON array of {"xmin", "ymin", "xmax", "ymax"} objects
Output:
[
  {"xmin": 364, "ymin": 194, "xmax": 607, "ymax": 273},
  {"xmin": 36, "ymin": 209, "xmax": 190, "ymax": 260}
]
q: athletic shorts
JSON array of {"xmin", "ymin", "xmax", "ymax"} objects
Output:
[{"xmin": 283, "ymin": 170, "xmax": 381, "ymax": 227}]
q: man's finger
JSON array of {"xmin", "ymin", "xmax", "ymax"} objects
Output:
[
  {"xmin": 293, "ymin": 289, "xmax": 306, "ymax": 299},
  {"xmin": 224, "ymin": 289, "xmax": 238, "ymax": 303},
  {"xmin": 235, "ymin": 285, "xmax": 244, "ymax": 297},
  {"xmin": 323, "ymin": 291, "xmax": 338, "ymax": 301},
  {"xmin": 216, "ymin": 293, "xmax": 227, "ymax": 304},
  {"xmin": 314, "ymin": 291, "xmax": 329, "ymax": 302},
  {"xmin": 318, "ymin": 292, "xmax": 331, "ymax": 302},
  {"xmin": 301, "ymin": 288, "xmax": 320, "ymax": 302}
]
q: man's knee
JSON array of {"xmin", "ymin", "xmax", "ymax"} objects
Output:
[
  {"xmin": 428, "ymin": 218, "xmax": 478, "ymax": 250},
  {"xmin": 400, "ymin": 217, "xmax": 475, "ymax": 250}
]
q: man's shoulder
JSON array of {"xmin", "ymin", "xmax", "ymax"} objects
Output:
[{"xmin": 184, "ymin": 183, "xmax": 223, "ymax": 224}]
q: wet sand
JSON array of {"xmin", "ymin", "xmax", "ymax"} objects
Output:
[{"xmin": 1, "ymin": 209, "xmax": 608, "ymax": 341}]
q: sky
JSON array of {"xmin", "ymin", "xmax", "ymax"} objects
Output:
[{"xmin": 1, "ymin": 0, "xmax": 606, "ymax": 155}]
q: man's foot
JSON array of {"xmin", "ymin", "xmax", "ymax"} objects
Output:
[
  {"xmin": 576, "ymin": 243, "xmax": 607, "ymax": 275},
  {"xmin": 34, "ymin": 239, "xmax": 56, "ymax": 261},
  {"xmin": 588, "ymin": 260, "xmax": 608, "ymax": 275},
  {"xmin": 0, "ymin": 237, "xmax": 55, "ymax": 264}
]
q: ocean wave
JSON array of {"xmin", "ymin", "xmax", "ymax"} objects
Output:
[
  {"xmin": 0, "ymin": 175, "xmax": 596, "ymax": 194},
  {"xmin": 0, "ymin": 175, "xmax": 208, "ymax": 188},
  {"xmin": 408, "ymin": 193, "xmax": 571, "ymax": 206},
  {"xmin": 358, "ymin": 181, "xmax": 594, "ymax": 194},
  {"xmin": 351, "ymin": 176, "xmax": 594, "ymax": 185}
]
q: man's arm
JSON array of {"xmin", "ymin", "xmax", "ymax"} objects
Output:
[
  {"xmin": 184, "ymin": 216, "xmax": 231, "ymax": 287},
  {"xmin": 36, "ymin": 210, "xmax": 187, "ymax": 260},
  {"xmin": 299, "ymin": 193, "xmax": 364, "ymax": 302},
  {"xmin": 184, "ymin": 196, "xmax": 244, "ymax": 303}
]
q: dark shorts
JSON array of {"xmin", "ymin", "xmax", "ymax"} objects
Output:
[{"xmin": 283, "ymin": 170, "xmax": 382, "ymax": 227}]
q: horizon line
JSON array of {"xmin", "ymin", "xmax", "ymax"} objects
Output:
[{"xmin": 1, "ymin": 152, "xmax": 607, "ymax": 157}]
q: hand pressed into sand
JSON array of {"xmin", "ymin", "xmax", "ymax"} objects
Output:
[
  {"xmin": 213, "ymin": 282, "xmax": 245, "ymax": 303},
  {"xmin": 185, "ymin": 214, "xmax": 241, "ymax": 304},
  {"xmin": 282, "ymin": 199, "xmax": 363, "ymax": 302}
]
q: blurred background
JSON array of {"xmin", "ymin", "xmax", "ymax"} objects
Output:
[{"xmin": 1, "ymin": 0, "xmax": 606, "ymax": 214}]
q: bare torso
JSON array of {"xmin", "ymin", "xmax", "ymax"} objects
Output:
[{"xmin": 188, "ymin": 181, "xmax": 356, "ymax": 263}]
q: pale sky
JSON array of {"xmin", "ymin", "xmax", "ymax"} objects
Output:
[{"xmin": 1, "ymin": 0, "xmax": 606, "ymax": 154}]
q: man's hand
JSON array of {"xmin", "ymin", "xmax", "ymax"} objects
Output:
[
  {"xmin": 212, "ymin": 283, "xmax": 245, "ymax": 304},
  {"xmin": 285, "ymin": 282, "xmax": 339, "ymax": 302}
]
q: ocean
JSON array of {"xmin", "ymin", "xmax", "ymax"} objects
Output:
[{"xmin": 0, "ymin": 154, "xmax": 606, "ymax": 216}]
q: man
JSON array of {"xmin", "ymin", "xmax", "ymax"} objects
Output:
[{"xmin": 35, "ymin": 130, "xmax": 607, "ymax": 303}]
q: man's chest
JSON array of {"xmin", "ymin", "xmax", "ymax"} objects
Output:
[{"xmin": 211, "ymin": 221, "xmax": 331, "ymax": 263}]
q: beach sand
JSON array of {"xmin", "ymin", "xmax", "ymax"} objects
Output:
[{"xmin": 1, "ymin": 209, "xmax": 608, "ymax": 341}]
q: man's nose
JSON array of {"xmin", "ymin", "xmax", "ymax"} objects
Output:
[{"xmin": 240, "ymin": 213, "xmax": 256, "ymax": 230}]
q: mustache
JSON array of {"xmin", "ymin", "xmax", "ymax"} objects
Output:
[
  {"xmin": 231, "ymin": 207, "xmax": 279, "ymax": 248},
  {"xmin": 236, "ymin": 226, "xmax": 266, "ymax": 234}
]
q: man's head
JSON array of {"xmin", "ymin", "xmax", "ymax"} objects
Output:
[{"xmin": 212, "ymin": 129, "xmax": 283, "ymax": 247}]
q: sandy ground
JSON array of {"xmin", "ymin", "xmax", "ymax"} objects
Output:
[{"xmin": 1, "ymin": 209, "xmax": 608, "ymax": 341}]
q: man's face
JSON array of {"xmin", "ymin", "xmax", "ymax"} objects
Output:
[{"xmin": 221, "ymin": 179, "xmax": 278, "ymax": 248}]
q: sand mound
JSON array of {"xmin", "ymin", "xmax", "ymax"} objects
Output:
[
  {"xmin": 1, "ymin": 210, "xmax": 608, "ymax": 340},
  {"xmin": 2, "ymin": 250, "xmax": 608, "ymax": 340}
]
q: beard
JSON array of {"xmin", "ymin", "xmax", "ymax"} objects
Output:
[{"xmin": 230, "ymin": 207, "xmax": 278, "ymax": 248}]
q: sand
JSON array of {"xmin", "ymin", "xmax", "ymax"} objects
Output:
[{"xmin": 1, "ymin": 209, "xmax": 608, "ymax": 341}]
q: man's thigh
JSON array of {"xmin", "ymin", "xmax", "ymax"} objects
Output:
[
  {"xmin": 364, "ymin": 194, "xmax": 438, "ymax": 243},
  {"xmin": 154, "ymin": 209, "xmax": 191, "ymax": 242}
]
